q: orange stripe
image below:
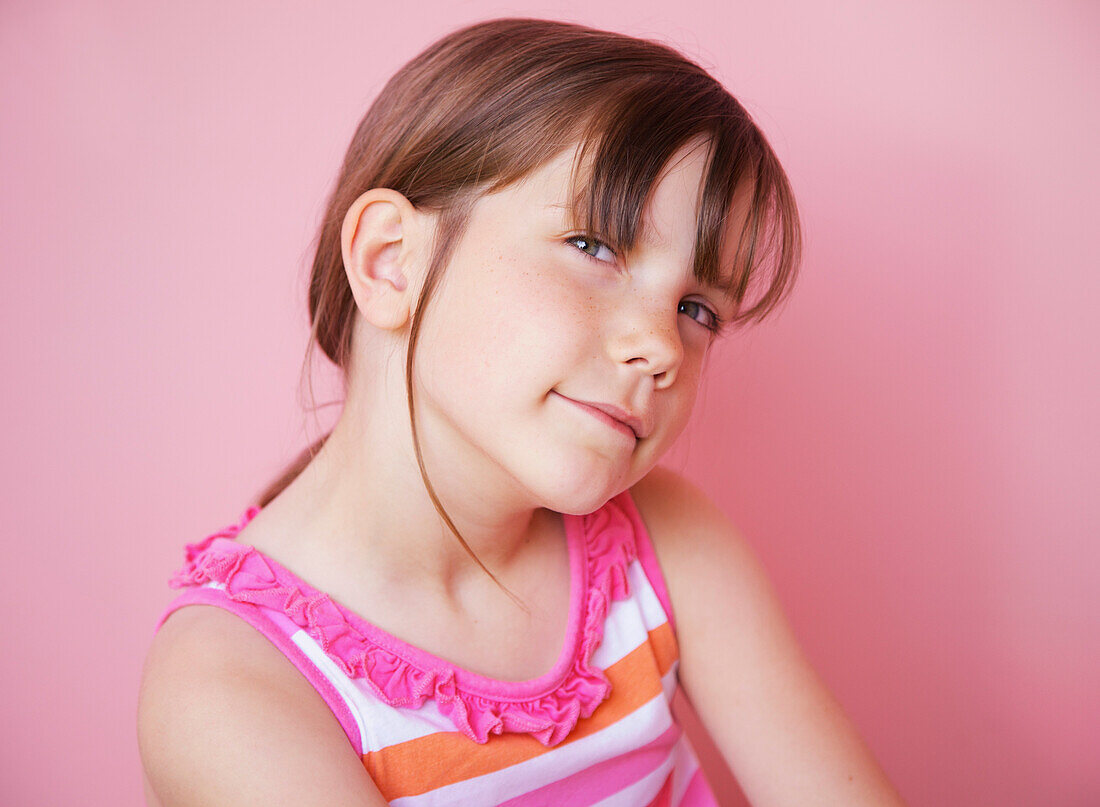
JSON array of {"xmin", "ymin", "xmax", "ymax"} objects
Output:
[
  {"xmin": 363, "ymin": 622, "xmax": 678, "ymax": 801},
  {"xmin": 649, "ymin": 619, "xmax": 679, "ymax": 677}
]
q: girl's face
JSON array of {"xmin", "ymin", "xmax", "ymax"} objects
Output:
[{"xmin": 412, "ymin": 137, "xmax": 741, "ymax": 514}]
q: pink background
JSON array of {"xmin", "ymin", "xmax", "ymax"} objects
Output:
[{"xmin": 2, "ymin": 1, "xmax": 1096, "ymax": 804}]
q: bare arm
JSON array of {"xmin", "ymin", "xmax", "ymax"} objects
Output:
[
  {"xmin": 137, "ymin": 605, "xmax": 390, "ymax": 807},
  {"xmin": 632, "ymin": 466, "xmax": 907, "ymax": 807}
]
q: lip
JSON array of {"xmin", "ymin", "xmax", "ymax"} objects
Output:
[{"xmin": 554, "ymin": 393, "xmax": 647, "ymax": 441}]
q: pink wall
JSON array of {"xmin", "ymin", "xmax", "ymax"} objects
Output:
[{"xmin": 2, "ymin": 1, "xmax": 1095, "ymax": 804}]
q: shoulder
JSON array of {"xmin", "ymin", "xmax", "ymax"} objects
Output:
[
  {"xmin": 627, "ymin": 466, "xmax": 909, "ymax": 805},
  {"xmin": 627, "ymin": 464, "xmax": 790, "ymax": 678},
  {"xmin": 138, "ymin": 605, "xmax": 388, "ymax": 807},
  {"xmin": 628, "ymin": 463, "xmax": 735, "ymax": 547},
  {"xmin": 628, "ymin": 464, "xmax": 769, "ymax": 616}
]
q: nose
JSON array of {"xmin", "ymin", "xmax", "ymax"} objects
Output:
[{"xmin": 612, "ymin": 299, "xmax": 684, "ymax": 389}]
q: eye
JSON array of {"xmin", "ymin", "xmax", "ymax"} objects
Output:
[
  {"xmin": 567, "ymin": 234, "xmax": 724, "ymax": 335},
  {"xmin": 679, "ymin": 300, "xmax": 724, "ymax": 334},
  {"xmin": 565, "ymin": 234, "xmax": 617, "ymax": 264}
]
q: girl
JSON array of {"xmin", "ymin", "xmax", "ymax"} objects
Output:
[{"xmin": 138, "ymin": 17, "xmax": 906, "ymax": 807}]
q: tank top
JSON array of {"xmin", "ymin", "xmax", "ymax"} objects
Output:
[{"xmin": 155, "ymin": 488, "xmax": 720, "ymax": 806}]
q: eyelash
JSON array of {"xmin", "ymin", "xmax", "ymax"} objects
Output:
[{"xmin": 565, "ymin": 234, "xmax": 725, "ymax": 334}]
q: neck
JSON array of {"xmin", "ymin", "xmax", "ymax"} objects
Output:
[{"xmin": 265, "ymin": 373, "xmax": 555, "ymax": 605}]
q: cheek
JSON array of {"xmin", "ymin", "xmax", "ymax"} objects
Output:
[
  {"xmin": 415, "ymin": 258, "xmax": 584, "ymax": 396},
  {"xmin": 477, "ymin": 257, "xmax": 592, "ymax": 356}
]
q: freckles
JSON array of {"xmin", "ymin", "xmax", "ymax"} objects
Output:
[{"xmin": 551, "ymin": 294, "xmax": 592, "ymax": 338}]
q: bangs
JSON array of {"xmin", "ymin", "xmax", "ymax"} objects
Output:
[{"xmin": 560, "ymin": 79, "xmax": 801, "ymax": 328}]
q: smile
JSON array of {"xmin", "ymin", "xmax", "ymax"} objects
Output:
[{"xmin": 553, "ymin": 392, "xmax": 638, "ymax": 442}]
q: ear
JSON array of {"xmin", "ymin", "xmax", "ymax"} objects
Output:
[{"xmin": 340, "ymin": 189, "xmax": 429, "ymax": 331}]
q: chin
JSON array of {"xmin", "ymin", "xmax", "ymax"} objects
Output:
[{"xmin": 528, "ymin": 461, "xmax": 630, "ymax": 515}]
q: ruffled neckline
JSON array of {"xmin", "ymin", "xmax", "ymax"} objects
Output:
[{"xmin": 168, "ymin": 494, "xmax": 639, "ymax": 747}]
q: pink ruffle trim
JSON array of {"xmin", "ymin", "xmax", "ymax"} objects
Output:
[{"xmin": 168, "ymin": 497, "xmax": 638, "ymax": 747}]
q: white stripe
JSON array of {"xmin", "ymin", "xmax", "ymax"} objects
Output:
[
  {"xmin": 389, "ymin": 690, "xmax": 675, "ymax": 807},
  {"xmin": 591, "ymin": 602, "xmax": 651, "ymax": 670},
  {"xmin": 590, "ymin": 561, "xmax": 672, "ymax": 670},
  {"xmin": 669, "ymin": 732, "xmax": 703, "ymax": 806},
  {"xmin": 350, "ymin": 681, "xmax": 461, "ymax": 750},
  {"xmin": 588, "ymin": 739, "xmax": 679, "ymax": 806},
  {"xmin": 626, "ymin": 559, "xmax": 675, "ymax": 632},
  {"xmin": 285, "ymin": 627, "xmax": 368, "ymax": 752}
]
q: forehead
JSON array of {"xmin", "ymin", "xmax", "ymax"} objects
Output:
[{"xmin": 529, "ymin": 138, "xmax": 712, "ymax": 242}]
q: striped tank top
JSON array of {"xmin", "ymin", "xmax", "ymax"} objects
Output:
[{"xmin": 156, "ymin": 489, "xmax": 720, "ymax": 806}]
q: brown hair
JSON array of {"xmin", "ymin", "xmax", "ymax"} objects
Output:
[{"xmin": 254, "ymin": 17, "xmax": 802, "ymax": 592}]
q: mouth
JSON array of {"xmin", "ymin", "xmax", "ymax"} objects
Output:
[{"xmin": 553, "ymin": 392, "xmax": 639, "ymax": 442}]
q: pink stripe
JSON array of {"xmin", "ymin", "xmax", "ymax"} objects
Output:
[
  {"xmin": 155, "ymin": 587, "xmax": 363, "ymax": 756},
  {"xmin": 676, "ymin": 767, "xmax": 720, "ymax": 806},
  {"xmin": 618, "ymin": 489, "xmax": 678, "ymax": 635},
  {"xmin": 497, "ymin": 722, "xmax": 682, "ymax": 806}
]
